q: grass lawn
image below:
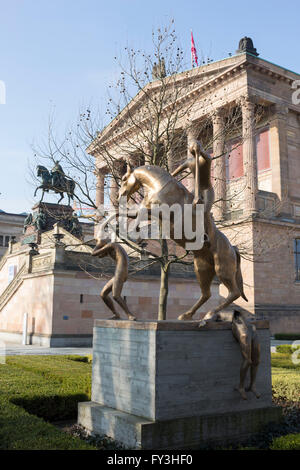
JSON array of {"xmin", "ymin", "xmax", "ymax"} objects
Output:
[{"xmin": 0, "ymin": 349, "xmax": 299, "ymax": 450}]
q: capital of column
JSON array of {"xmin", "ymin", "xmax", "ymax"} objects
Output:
[
  {"xmin": 270, "ymin": 103, "xmax": 289, "ymax": 121},
  {"xmin": 239, "ymin": 94, "xmax": 256, "ymax": 108},
  {"xmin": 212, "ymin": 107, "xmax": 226, "ymax": 128}
]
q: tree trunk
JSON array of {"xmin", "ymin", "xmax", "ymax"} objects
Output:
[{"xmin": 158, "ymin": 237, "xmax": 169, "ymax": 320}]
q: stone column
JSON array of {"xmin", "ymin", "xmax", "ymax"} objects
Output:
[
  {"xmin": 242, "ymin": 97, "xmax": 258, "ymax": 215},
  {"xmin": 212, "ymin": 109, "xmax": 226, "ymax": 221},
  {"xmin": 269, "ymin": 104, "xmax": 290, "ymax": 215},
  {"xmin": 95, "ymin": 169, "xmax": 105, "ymax": 209},
  {"xmin": 165, "ymin": 142, "xmax": 177, "ymax": 173},
  {"xmin": 110, "ymin": 161, "xmax": 125, "ymax": 208},
  {"xmin": 142, "ymin": 141, "xmax": 152, "ymax": 164},
  {"xmin": 185, "ymin": 125, "xmax": 199, "ymax": 192}
]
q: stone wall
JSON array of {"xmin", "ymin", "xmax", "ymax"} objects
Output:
[
  {"xmin": 0, "ymin": 251, "xmax": 221, "ymax": 345},
  {"xmin": 222, "ymin": 218, "xmax": 300, "ymax": 333}
]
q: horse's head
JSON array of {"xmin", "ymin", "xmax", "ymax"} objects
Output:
[
  {"xmin": 118, "ymin": 161, "xmax": 140, "ymax": 201},
  {"xmin": 36, "ymin": 165, "xmax": 48, "ymax": 177}
]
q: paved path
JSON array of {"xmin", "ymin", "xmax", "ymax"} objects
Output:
[
  {"xmin": 0, "ymin": 341, "xmax": 92, "ymax": 357},
  {"xmin": 0, "ymin": 339, "xmax": 296, "ymax": 356}
]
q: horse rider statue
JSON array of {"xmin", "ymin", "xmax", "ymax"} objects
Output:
[{"xmin": 51, "ymin": 161, "xmax": 66, "ymax": 189}]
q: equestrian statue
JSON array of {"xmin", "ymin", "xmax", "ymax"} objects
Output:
[{"xmin": 34, "ymin": 161, "xmax": 76, "ymax": 205}]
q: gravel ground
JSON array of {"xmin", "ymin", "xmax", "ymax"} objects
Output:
[{"xmin": 56, "ymin": 398, "xmax": 300, "ymax": 450}]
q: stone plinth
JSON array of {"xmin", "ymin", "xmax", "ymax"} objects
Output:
[{"xmin": 78, "ymin": 319, "xmax": 282, "ymax": 449}]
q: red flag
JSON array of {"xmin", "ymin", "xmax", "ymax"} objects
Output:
[{"xmin": 191, "ymin": 31, "xmax": 198, "ymax": 67}]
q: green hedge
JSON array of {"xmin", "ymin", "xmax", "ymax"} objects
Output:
[
  {"xmin": 276, "ymin": 344, "xmax": 300, "ymax": 354},
  {"xmin": 274, "ymin": 333, "xmax": 300, "ymax": 341},
  {"xmin": 271, "ymin": 433, "xmax": 300, "ymax": 450},
  {"xmin": 0, "ymin": 353, "xmax": 299, "ymax": 450},
  {"xmin": 0, "ymin": 355, "xmax": 96, "ymax": 450},
  {"xmin": 271, "ymin": 351, "xmax": 300, "ymax": 402}
]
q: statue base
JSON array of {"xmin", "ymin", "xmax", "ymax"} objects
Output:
[
  {"xmin": 21, "ymin": 202, "xmax": 83, "ymax": 244},
  {"xmin": 78, "ymin": 319, "xmax": 282, "ymax": 449}
]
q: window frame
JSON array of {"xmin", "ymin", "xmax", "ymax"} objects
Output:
[
  {"xmin": 256, "ymin": 126, "xmax": 271, "ymax": 174},
  {"xmin": 294, "ymin": 239, "xmax": 300, "ymax": 282}
]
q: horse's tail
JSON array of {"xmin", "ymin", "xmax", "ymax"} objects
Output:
[{"xmin": 233, "ymin": 246, "xmax": 248, "ymax": 302}]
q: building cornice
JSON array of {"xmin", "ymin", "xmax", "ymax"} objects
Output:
[{"xmin": 88, "ymin": 53, "xmax": 300, "ymax": 156}]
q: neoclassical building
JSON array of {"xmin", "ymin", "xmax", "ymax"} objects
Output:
[
  {"xmin": 0, "ymin": 211, "xmax": 26, "ymax": 258},
  {"xmin": 89, "ymin": 37, "xmax": 300, "ymax": 333}
]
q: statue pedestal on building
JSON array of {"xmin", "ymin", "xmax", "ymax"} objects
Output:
[
  {"xmin": 78, "ymin": 319, "xmax": 281, "ymax": 449},
  {"xmin": 21, "ymin": 202, "xmax": 83, "ymax": 246}
]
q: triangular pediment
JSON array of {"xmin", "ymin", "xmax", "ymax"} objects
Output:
[{"xmin": 88, "ymin": 54, "xmax": 247, "ymax": 153}]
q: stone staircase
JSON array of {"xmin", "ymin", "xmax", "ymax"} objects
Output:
[{"xmin": 0, "ymin": 263, "xmax": 26, "ymax": 312}]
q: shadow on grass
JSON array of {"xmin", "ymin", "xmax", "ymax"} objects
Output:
[{"xmin": 11, "ymin": 393, "xmax": 89, "ymax": 422}]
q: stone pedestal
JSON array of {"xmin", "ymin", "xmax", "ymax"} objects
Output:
[{"xmin": 78, "ymin": 319, "xmax": 281, "ymax": 449}]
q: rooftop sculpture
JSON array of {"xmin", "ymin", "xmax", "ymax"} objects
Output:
[{"xmin": 34, "ymin": 162, "xmax": 76, "ymax": 205}]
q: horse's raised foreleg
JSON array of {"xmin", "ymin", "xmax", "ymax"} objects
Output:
[
  {"xmin": 39, "ymin": 190, "xmax": 45, "ymax": 203},
  {"xmin": 178, "ymin": 259, "xmax": 215, "ymax": 321}
]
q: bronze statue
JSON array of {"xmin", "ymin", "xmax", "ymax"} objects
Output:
[
  {"xmin": 51, "ymin": 160, "xmax": 66, "ymax": 189},
  {"xmin": 119, "ymin": 164, "xmax": 247, "ymax": 324},
  {"xmin": 92, "ymin": 214, "xmax": 136, "ymax": 321},
  {"xmin": 232, "ymin": 310, "xmax": 260, "ymax": 400},
  {"xmin": 23, "ymin": 213, "xmax": 33, "ymax": 233},
  {"xmin": 68, "ymin": 214, "xmax": 83, "ymax": 239},
  {"xmin": 33, "ymin": 209, "xmax": 47, "ymax": 231},
  {"xmin": 171, "ymin": 139, "xmax": 215, "ymax": 214},
  {"xmin": 34, "ymin": 164, "xmax": 76, "ymax": 205}
]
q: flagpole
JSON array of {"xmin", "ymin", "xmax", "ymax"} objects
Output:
[{"xmin": 191, "ymin": 30, "xmax": 193, "ymax": 69}]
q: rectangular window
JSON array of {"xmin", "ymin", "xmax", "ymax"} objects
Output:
[
  {"xmin": 294, "ymin": 239, "xmax": 300, "ymax": 281},
  {"xmin": 4, "ymin": 236, "xmax": 10, "ymax": 247},
  {"xmin": 256, "ymin": 129, "xmax": 270, "ymax": 172},
  {"xmin": 0, "ymin": 235, "xmax": 3, "ymax": 246},
  {"xmin": 226, "ymin": 142, "xmax": 244, "ymax": 180},
  {"xmin": 8, "ymin": 265, "xmax": 17, "ymax": 282}
]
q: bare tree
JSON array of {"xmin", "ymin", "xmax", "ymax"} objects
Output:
[{"xmin": 30, "ymin": 23, "xmax": 275, "ymax": 321}]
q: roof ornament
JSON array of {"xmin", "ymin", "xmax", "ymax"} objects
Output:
[{"xmin": 236, "ymin": 37, "xmax": 259, "ymax": 56}]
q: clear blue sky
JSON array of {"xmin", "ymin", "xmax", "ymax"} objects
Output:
[{"xmin": 0, "ymin": 0, "xmax": 299, "ymax": 214}]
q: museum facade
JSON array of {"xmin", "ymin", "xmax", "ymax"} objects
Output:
[{"xmin": 89, "ymin": 38, "xmax": 300, "ymax": 333}]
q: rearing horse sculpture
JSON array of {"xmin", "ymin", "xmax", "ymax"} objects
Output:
[{"xmin": 118, "ymin": 163, "xmax": 247, "ymax": 323}]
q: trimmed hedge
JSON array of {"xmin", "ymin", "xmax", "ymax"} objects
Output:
[
  {"xmin": 274, "ymin": 333, "xmax": 300, "ymax": 341},
  {"xmin": 272, "ymin": 351, "xmax": 300, "ymax": 402},
  {"xmin": 0, "ymin": 352, "xmax": 299, "ymax": 450},
  {"xmin": 276, "ymin": 344, "xmax": 300, "ymax": 354},
  {"xmin": 271, "ymin": 433, "xmax": 300, "ymax": 450},
  {"xmin": 0, "ymin": 355, "xmax": 96, "ymax": 450}
]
